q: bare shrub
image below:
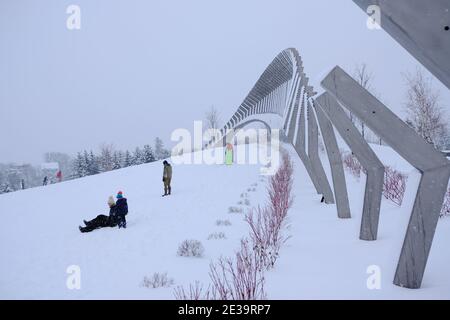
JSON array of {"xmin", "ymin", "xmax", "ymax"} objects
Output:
[
  {"xmin": 208, "ymin": 232, "xmax": 227, "ymax": 240},
  {"xmin": 342, "ymin": 151, "xmax": 409, "ymax": 207},
  {"xmin": 177, "ymin": 240, "xmax": 205, "ymax": 258},
  {"xmin": 383, "ymin": 166, "xmax": 408, "ymax": 206},
  {"xmin": 268, "ymin": 152, "xmax": 294, "ymax": 226},
  {"xmin": 173, "ymin": 281, "xmax": 212, "ymax": 300},
  {"xmin": 141, "ymin": 272, "xmax": 174, "ymax": 289},
  {"xmin": 228, "ymin": 206, "xmax": 243, "ymax": 214},
  {"xmin": 342, "ymin": 151, "xmax": 362, "ymax": 178},
  {"xmin": 209, "ymin": 239, "xmax": 266, "ymax": 300},
  {"xmin": 216, "ymin": 219, "xmax": 232, "ymax": 227},
  {"xmin": 245, "ymin": 206, "xmax": 281, "ymax": 270},
  {"xmin": 240, "ymin": 192, "xmax": 248, "ymax": 198}
]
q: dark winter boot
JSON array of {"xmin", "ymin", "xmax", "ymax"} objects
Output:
[
  {"xmin": 168, "ymin": 187, "xmax": 171, "ymax": 195},
  {"xmin": 320, "ymin": 196, "xmax": 325, "ymax": 203},
  {"xmin": 117, "ymin": 216, "xmax": 127, "ymax": 229},
  {"xmin": 83, "ymin": 220, "xmax": 90, "ymax": 226}
]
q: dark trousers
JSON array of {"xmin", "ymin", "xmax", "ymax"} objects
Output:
[
  {"xmin": 117, "ymin": 215, "xmax": 126, "ymax": 228},
  {"xmin": 80, "ymin": 215, "xmax": 117, "ymax": 233}
]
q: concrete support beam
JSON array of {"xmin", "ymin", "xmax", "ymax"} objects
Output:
[
  {"xmin": 353, "ymin": 0, "xmax": 450, "ymax": 89},
  {"xmin": 308, "ymin": 102, "xmax": 335, "ymax": 204},
  {"xmin": 315, "ymin": 92, "xmax": 384, "ymax": 241},
  {"xmin": 321, "ymin": 65, "xmax": 450, "ymax": 289},
  {"xmin": 314, "ymin": 101, "xmax": 351, "ymax": 218},
  {"xmin": 293, "ymin": 92, "xmax": 323, "ymax": 195}
]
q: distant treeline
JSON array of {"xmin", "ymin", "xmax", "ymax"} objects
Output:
[{"xmin": 0, "ymin": 137, "xmax": 170, "ymax": 194}]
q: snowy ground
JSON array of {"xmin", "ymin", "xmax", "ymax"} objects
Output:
[{"xmin": 1, "ymin": 143, "xmax": 449, "ymax": 299}]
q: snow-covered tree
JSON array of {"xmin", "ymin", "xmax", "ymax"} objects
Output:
[
  {"xmin": 143, "ymin": 144, "xmax": 155, "ymax": 163},
  {"xmin": 112, "ymin": 151, "xmax": 123, "ymax": 170},
  {"xmin": 123, "ymin": 150, "xmax": 133, "ymax": 168},
  {"xmin": 99, "ymin": 143, "xmax": 114, "ymax": 172},
  {"xmin": 154, "ymin": 137, "xmax": 170, "ymax": 160},
  {"xmin": 73, "ymin": 152, "xmax": 88, "ymax": 178},
  {"xmin": 88, "ymin": 151, "xmax": 100, "ymax": 175},
  {"xmin": 404, "ymin": 68, "xmax": 448, "ymax": 149},
  {"xmin": 132, "ymin": 147, "xmax": 144, "ymax": 165}
]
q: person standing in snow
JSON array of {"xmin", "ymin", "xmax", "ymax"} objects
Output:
[
  {"xmin": 115, "ymin": 191, "xmax": 128, "ymax": 228},
  {"xmin": 225, "ymin": 143, "xmax": 233, "ymax": 166},
  {"xmin": 56, "ymin": 170, "xmax": 62, "ymax": 183},
  {"xmin": 162, "ymin": 160, "xmax": 172, "ymax": 197},
  {"xmin": 42, "ymin": 176, "xmax": 48, "ymax": 186},
  {"xmin": 79, "ymin": 196, "xmax": 119, "ymax": 233}
]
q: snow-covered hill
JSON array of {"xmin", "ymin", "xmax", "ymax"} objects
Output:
[{"xmin": 1, "ymin": 144, "xmax": 449, "ymax": 299}]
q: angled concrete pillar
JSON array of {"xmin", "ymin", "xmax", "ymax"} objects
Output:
[
  {"xmin": 353, "ymin": 0, "xmax": 450, "ymax": 90},
  {"xmin": 293, "ymin": 92, "xmax": 323, "ymax": 195},
  {"xmin": 287, "ymin": 84, "xmax": 302, "ymax": 143},
  {"xmin": 315, "ymin": 92, "xmax": 384, "ymax": 241},
  {"xmin": 308, "ymin": 102, "xmax": 335, "ymax": 204},
  {"xmin": 321, "ymin": 66, "xmax": 450, "ymax": 289},
  {"xmin": 283, "ymin": 75, "xmax": 300, "ymax": 132},
  {"xmin": 314, "ymin": 100, "xmax": 351, "ymax": 218}
]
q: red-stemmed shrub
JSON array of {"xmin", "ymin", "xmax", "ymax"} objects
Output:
[
  {"xmin": 209, "ymin": 239, "xmax": 266, "ymax": 300},
  {"xmin": 383, "ymin": 166, "xmax": 408, "ymax": 206}
]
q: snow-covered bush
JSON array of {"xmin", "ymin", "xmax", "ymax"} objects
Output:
[
  {"xmin": 216, "ymin": 219, "xmax": 232, "ymax": 226},
  {"xmin": 141, "ymin": 272, "xmax": 174, "ymax": 289},
  {"xmin": 383, "ymin": 166, "xmax": 407, "ymax": 206},
  {"xmin": 228, "ymin": 206, "xmax": 243, "ymax": 214},
  {"xmin": 177, "ymin": 240, "xmax": 205, "ymax": 258},
  {"xmin": 207, "ymin": 232, "xmax": 227, "ymax": 240}
]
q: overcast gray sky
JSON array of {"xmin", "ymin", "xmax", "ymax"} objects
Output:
[{"xmin": 1, "ymin": 0, "xmax": 449, "ymax": 164}]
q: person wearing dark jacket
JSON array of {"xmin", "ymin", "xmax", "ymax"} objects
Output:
[
  {"xmin": 115, "ymin": 191, "xmax": 128, "ymax": 229},
  {"xmin": 79, "ymin": 196, "xmax": 118, "ymax": 233}
]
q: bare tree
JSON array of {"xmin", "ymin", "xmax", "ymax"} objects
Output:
[
  {"xmin": 353, "ymin": 63, "xmax": 374, "ymax": 140},
  {"xmin": 205, "ymin": 105, "xmax": 221, "ymax": 131},
  {"xmin": 404, "ymin": 68, "xmax": 448, "ymax": 149}
]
